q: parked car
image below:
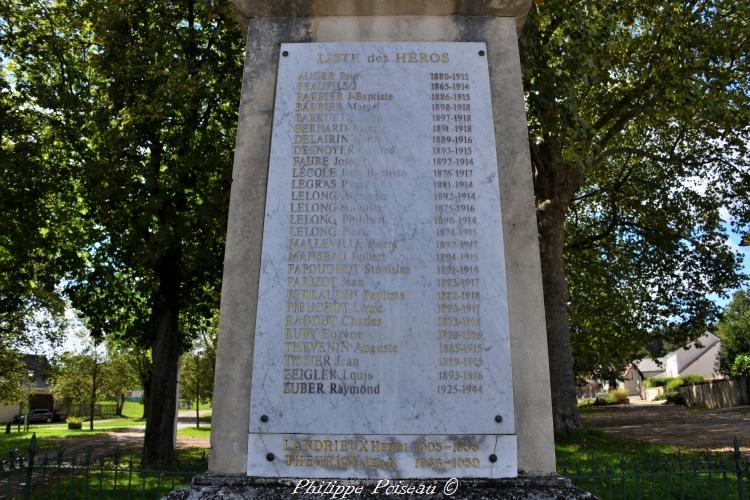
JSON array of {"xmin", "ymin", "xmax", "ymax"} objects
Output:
[{"xmin": 13, "ymin": 409, "xmax": 54, "ymax": 424}]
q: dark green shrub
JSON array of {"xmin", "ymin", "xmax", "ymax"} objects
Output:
[
  {"xmin": 654, "ymin": 390, "xmax": 684, "ymax": 405},
  {"xmin": 664, "ymin": 391, "xmax": 684, "ymax": 405},
  {"xmin": 605, "ymin": 388, "xmax": 630, "ymax": 404},
  {"xmin": 680, "ymin": 374, "xmax": 705, "ymax": 385},
  {"xmin": 645, "ymin": 378, "xmax": 669, "ymax": 388},
  {"xmin": 730, "ymin": 354, "xmax": 750, "ymax": 377},
  {"xmin": 646, "ymin": 375, "xmax": 704, "ymax": 392},
  {"xmin": 67, "ymin": 417, "xmax": 83, "ymax": 430}
]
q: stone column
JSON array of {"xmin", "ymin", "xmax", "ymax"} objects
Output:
[{"xmin": 210, "ymin": 0, "xmax": 555, "ymax": 476}]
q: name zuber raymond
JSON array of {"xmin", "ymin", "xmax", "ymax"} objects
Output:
[{"xmin": 293, "ymin": 479, "xmax": 440, "ymax": 498}]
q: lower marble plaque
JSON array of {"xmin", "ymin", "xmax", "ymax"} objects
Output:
[
  {"xmin": 249, "ymin": 42, "xmax": 515, "ymax": 478},
  {"xmin": 248, "ymin": 434, "xmax": 517, "ymax": 479}
]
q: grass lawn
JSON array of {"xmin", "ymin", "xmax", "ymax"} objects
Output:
[
  {"xmin": 176, "ymin": 425, "xmax": 211, "ymax": 438},
  {"xmin": 119, "ymin": 400, "xmax": 213, "ymax": 419},
  {"xmin": 1, "ymin": 419, "xmax": 146, "ymax": 456},
  {"xmin": 19, "ymin": 447, "xmax": 208, "ymax": 499},
  {"xmin": 556, "ymin": 429, "xmax": 690, "ymax": 462},
  {"xmin": 556, "ymin": 430, "xmax": 744, "ymax": 499},
  {"xmin": 0, "ymin": 428, "xmax": 114, "ymax": 456},
  {"xmin": 120, "ymin": 401, "xmax": 145, "ymax": 419}
]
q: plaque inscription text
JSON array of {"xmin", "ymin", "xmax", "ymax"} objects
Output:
[{"xmin": 249, "ymin": 43, "xmax": 516, "ymax": 479}]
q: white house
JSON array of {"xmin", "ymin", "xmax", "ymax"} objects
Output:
[
  {"xmin": 0, "ymin": 354, "xmax": 56, "ymax": 423},
  {"xmin": 635, "ymin": 331, "xmax": 722, "ymax": 380}
]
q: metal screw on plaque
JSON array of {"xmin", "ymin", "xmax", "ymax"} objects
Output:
[
  {"xmin": 479, "ymin": 50, "xmax": 486, "ymax": 57},
  {"xmin": 489, "ymin": 454, "xmax": 498, "ymax": 463},
  {"xmin": 266, "ymin": 453, "xmax": 275, "ymax": 462},
  {"xmin": 260, "ymin": 414, "xmax": 269, "ymax": 423},
  {"xmin": 495, "ymin": 415, "xmax": 503, "ymax": 423},
  {"xmin": 282, "ymin": 50, "xmax": 289, "ymax": 57}
]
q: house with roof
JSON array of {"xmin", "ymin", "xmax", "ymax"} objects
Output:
[
  {"xmin": 0, "ymin": 354, "xmax": 56, "ymax": 423},
  {"xmin": 634, "ymin": 331, "xmax": 723, "ymax": 380}
]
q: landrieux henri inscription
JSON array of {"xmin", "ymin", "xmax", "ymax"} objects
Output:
[{"xmin": 248, "ymin": 42, "xmax": 515, "ymax": 479}]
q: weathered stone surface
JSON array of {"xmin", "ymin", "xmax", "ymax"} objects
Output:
[
  {"xmin": 230, "ymin": 1, "xmax": 534, "ymax": 34},
  {"xmin": 211, "ymin": 16, "xmax": 554, "ymax": 477},
  {"xmin": 249, "ymin": 41, "xmax": 515, "ymax": 479},
  {"xmin": 164, "ymin": 474, "xmax": 595, "ymax": 500}
]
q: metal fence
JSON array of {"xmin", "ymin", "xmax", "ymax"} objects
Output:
[
  {"xmin": 560, "ymin": 438, "xmax": 749, "ymax": 500},
  {"xmin": 2, "ymin": 435, "xmax": 748, "ymax": 499},
  {"xmin": 1, "ymin": 435, "xmax": 207, "ymax": 499},
  {"xmin": 61, "ymin": 403, "xmax": 120, "ymax": 420}
]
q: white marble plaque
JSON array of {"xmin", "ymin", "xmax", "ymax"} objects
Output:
[{"xmin": 249, "ymin": 42, "xmax": 515, "ymax": 478}]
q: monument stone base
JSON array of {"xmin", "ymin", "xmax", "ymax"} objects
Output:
[{"xmin": 164, "ymin": 474, "xmax": 595, "ymax": 500}]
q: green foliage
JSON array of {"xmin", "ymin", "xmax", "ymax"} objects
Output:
[
  {"xmin": 655, "ymin": 390, "xmax": 684, "ymax": 405},
  {"xmin": 177, "ymin": 425, "xmax": 211, "ymax": 439},
  {"xmin": 179, "ymin": 349, "xmax": 215, "ymax": 404},
  {"xmin": 51, "ymin": 339, "xmax": 138, "ymax": 419},
  {"xmin": 605, "ymin": 388, "xmax": 630, "ymax": 404},
  {"xmin": 678, "ymin": 374, "xmax": 705, "ymax": 385},
  {"xmin": 556, "ymin": 430, "xmax": 691, "ymax": 462},
  {"xmin": 0, "ymin": 9, "xmax": 85, "ymax": 350},
  {"xmin": 647, "ymin": 374, "xmax": 704, "ymax": 404},
  {"xmin": 556, "ymin": 431, "xmax": 743, "ymax": 499},
  {"xmin": 0, "ymin": 348, "xmax": 26, "ymax": 403},
  {"xmin": 179, "ymin": 326, "xmax": 216, "ymax": 427},
  {"xmin": 644, "ymin": 377, "xmax": 668, "ymax": 388},
  {"xmin": 522, "ymin": 0, "xmax": 750, "ymax": 384},
  {"xmin": 665, "ymin": 377, "xmax": 687, "ymax": 392},
  {"xmin": 645, "ymin": 375, "xmax": 703, "ymax": 391},
  {"xmin": 730, "ymin": 353, "xmax": 750, "ymax": 377},
  {"xmin": 1, "ymin": 0, "xmax": 242, "ymax": 460},
  {"xmin": 577, "ymin": 398, "xmax": 595, "ymax": 409},
  {"xmin": 23, "ymin": 448, "xmax": 206, "ymax": 499},
  {"xmin": 49, "ymin": 0, "xmax": 244, "ymax": 349},
  {"xmin": 66, "ymin": 416, "xmax": 83, "ymax": 429},
  {"xmin": 51, "ymin": 350, "xmax": 102, "ymax": 411},
  {"xmin": 717, "ymin": 290, "xmax": 750, "ymax": 375},
  {"xmin": 100, "ymin": 345, "xmax": 140, "ymax": 415}
]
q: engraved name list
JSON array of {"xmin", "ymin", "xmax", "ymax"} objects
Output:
[{"xmin": 248, "ymin": 43, "xmax": 517, "ymax": 479}]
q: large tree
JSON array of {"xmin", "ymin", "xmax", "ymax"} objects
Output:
[
  {"xmin": 2, "ymin": 0, "xmax": 242, "ymax": 462},
  {"xmin": 0, "ymin": 27, "xmax": 84, "ymax": 351},
  {"xmin": 521, "ymin": 0, "xmax": 749, "ymax": 430},
  {"xmin": 716, "ymin": 289, "xmax": 750, "ymax": 375},
  {"xmin": 69, "ymin": 0, "xmax": 241, "ymax": 462},
  {"xmin": 0, "ymin": 348, "xmax": 27, "ymax": 405},
  {"xmin": 51, "ymin": 346, "xmax": 105, "ymax": 430},
  {"xmin": 101, "ymin": 345, "xmax": 140, "ymax": 416}
]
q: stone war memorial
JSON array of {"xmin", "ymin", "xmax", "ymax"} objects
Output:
[{"xmin": 170, "ymin": 1, "xmax": 589, "ymax": 498}]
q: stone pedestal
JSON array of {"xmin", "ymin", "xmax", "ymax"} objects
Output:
[
  {"xmin": 165, "ymin": 475, "xmax": 595, "ymax": 500},
  {"xmin": 211, "ymin": 2, "xmax": 556, "ymax": 478}
]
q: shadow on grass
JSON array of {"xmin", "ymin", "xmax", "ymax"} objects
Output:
[{"xmin": 556, "ymin": 430, "xmax": 746, "ymax": 500}]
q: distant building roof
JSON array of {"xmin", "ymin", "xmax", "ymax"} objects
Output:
[
  {"xmin": 634, "ymin": 331, "xmax": 721, "ymax": 379},
  {"xmin": 634, "ymin": 357, "xmax": 666, "ymax": 375}
]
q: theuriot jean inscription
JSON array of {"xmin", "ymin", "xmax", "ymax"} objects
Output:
[{"xmin": 248, "ymin": 43, "xmax": 516, "ymax": 478}]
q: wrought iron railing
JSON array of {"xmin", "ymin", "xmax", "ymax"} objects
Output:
[
  {"xmin": 1, "ymin": 434, "xmax": 747, "ymax": 499},
  {"xmin": 1, "ymin": 434, "xmax": 207, "ymax": 499},
  {"xmin": 560, "ymin": 437, "xmax": 749, "ymax": 500}
]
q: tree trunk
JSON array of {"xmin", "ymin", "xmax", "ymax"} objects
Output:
[
  {"xmin": 90, "ymin": 354, "xmax": 97, "ymax": 431},
  {"xmin": 136, "ymin": 354, "xmax": 152, "ymax": 420},
  {"xmin": 533, "ymin": 147, "xmax": 583, "ymax": 433},
  {"xmin": 196, "ymin": 355, "xmax": 200, "ymax": 429},
  {"xmin": 143, "ymin": 258, "xmax": 181, "ymax": 464}
]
